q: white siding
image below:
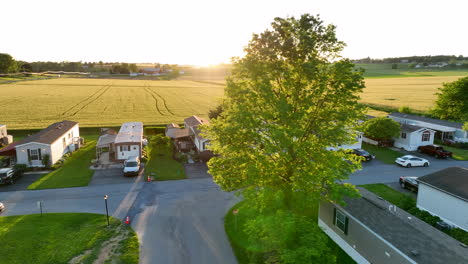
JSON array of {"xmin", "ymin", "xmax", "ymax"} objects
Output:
[
  {"xmin": 394, "ymin": 130, "xmax": 434, "ymax": 151},
  {"xmin": 417, "ymin": 184, "xmax": 468, "ymax": 231},
  {"xmin": 116, "ymin": 144, "xmax": 140, "ymax": 160},
  {"xmin": 15, "ymin": 143, "xmax": 51, "ymax": 167}
]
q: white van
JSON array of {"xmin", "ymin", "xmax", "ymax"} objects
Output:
[{"xmin": 123, "ymin": 156, "xmax": 140, "ymax": 177}]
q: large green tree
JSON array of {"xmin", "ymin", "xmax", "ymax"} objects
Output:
[
  {"xmin": 0, "ymin": 53, "xmax": 18, "ymax": 73},
  {"xmin": 204, "ymin": 14, "xmax": 364, "ymax": 263},
  {"xmin": 361, "ymin": 117, "xmax": 400, "ymax": 140},
  {"xmin": 432, "ymin": 76, "xmax": 468, "ymax": 121}
]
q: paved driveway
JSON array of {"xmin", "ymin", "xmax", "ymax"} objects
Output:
[
  {"xmin": 129, "ymin": 178, "xmax": 238, "ymax": 264},
  {"xmin": 0, "ymin": 172, "xmax": 46, "ymax": 192},
  {"xmin": 89, "ymin": 168, "xmax": 144, "ymax": 186}
]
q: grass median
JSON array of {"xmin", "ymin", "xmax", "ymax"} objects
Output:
[{"xmin": 0, "ymin": 213, "xmax": 139, "ymax": 264}]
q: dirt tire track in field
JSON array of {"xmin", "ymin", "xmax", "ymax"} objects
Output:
[
  {"xmin": 68, "ymin": 84, "xmax": 113, "ymax": 117},
  {"xmin": 61, "ymin": 83, "xmax": 111, "ymax": 117},
  {"xmin": 145, "ymin": 82, "xmax": 175, "ymax": 115},
  {"xmin": 143, "ymin": 82, "xmax": 165, "ymax": 116}
]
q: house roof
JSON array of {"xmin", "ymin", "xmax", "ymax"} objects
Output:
[
  {"xmin": 172, "ymin": 128, "xmax": 190, "ymax": 139},
  {"xmin": 166, "ymin": 123, "xmax": 180, "ymax": 129},
  {"xmin": 15, "ymin": 120, "xmax": 78, "ymax": 146},
  {"xmin": 341, "ymin": 188, "xmax": 468, "ymax": 264},
  {"xmin": 389, "ymin": 112, "xmax": 463, "ymax": 129},
  {"xmin": 184, "ymin": 116, "xmax": 210, "ymax": 128},
  {"xmin": 97, "ymin": 134, "xmax": 117, "ymax": 147},
  {"xmin": 115, "ymin": 122, "xmax": 143, "ymax": 144},
  {"xmin": 417, "ymin": 167, "xmax": 468, "ymax": 202},
  {"xmin": 400, "ymin": 123, "xmax": 424, "ymax": 133}
]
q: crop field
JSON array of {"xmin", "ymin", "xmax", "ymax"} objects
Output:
[
  {"xmin": 0, "ymin": 78, "xmax": 224, "ymax": 129},
  {"xmin": 361, "ymin": 75, "xmax": 466, "ymax": 112},
  {"xmin": 1, "ymin": 72, "xmax": 467, "ymax": 130}
]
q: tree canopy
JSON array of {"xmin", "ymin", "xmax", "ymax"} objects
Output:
[
  {"xmin": 203, "ymin": 14, "xmax": 364, "ymax": 263},
  {"xmin": 432, "ymin": 76, "xmax": 468, "ymax": 121},
  {"xmin": 361, "ymin": 117, "xmax": 401, "ymax": 140},
  {"xmin": 0, "ymin": 53, "xmax": 18, "ymax": 73}
]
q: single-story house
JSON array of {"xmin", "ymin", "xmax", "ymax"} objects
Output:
[
  {"xmin": 389, "ymin": 112, "xmax": 468, "ymax": 143},
  {"xmin": 319, "ymin": 187, "xmax": 468, "ymax": 264},
  {"xmin": 0, "ymin": 120, "xmax": 80, "ymax": 167},
  {"xmin": 114, "ymin": 122, "xmax": 143, "ymax": 161},
  {"xmin": 393, "ymin": 123, "xmax": 436, "ymax": 151},
  {"xmin": 184, "ymin": 116, "xmax": 211, "ymax": 153},
  {"xmin": 165, "ymin": 123, "xmax": 193, "ymax": 151},
  {"xmin": 417, "ymin": 167, "xmax": 468, "ymax": 232}
]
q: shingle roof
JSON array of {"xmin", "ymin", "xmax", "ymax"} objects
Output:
[
  {"xmin": 389, "ymin": 112, "xmax": 464, "ymax": 129},
  {"xmin": 15, "ymin": 120, "xmax": 78, "ymax": 146},
  {"xmin": 115, "ymin": 122, "xmax": 143, "ymax": 144},
  {"xmin": 172, "ymin": 128, "xmax": 190, "ymax": 139},
  {"xmin": 400, "ymin": 123, "xmax": 423, "ymax": 133},
  {"xmin": 184, "ymin": 116, "xmax": 210, "ymax": 128},
  {"xmin": 342, "ymin": 188, "xmax": 468, "ymax": 264},
  {"xmin": 417, "ymin": 167, "xmax": 468, "ymax": 201}
]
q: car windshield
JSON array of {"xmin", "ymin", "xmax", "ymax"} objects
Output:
[
  {"xmin": 401, "ymin": 156, "xmax": 410, "ymax": 160},
  {"xmin": 407, "ymin": 178, "xmax": 418, "ymax": 184},
  {"xmin": 125, "ymin": 161, "xmax": 138, "ymax": 167}
]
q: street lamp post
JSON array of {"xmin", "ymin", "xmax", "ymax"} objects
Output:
[{"xmin": 104, "ymin": 195, "xmax": 110, "ymax": 227}]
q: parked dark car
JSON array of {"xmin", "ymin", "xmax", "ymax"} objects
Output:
[
  {"xmin": 352, "ymin": 149, "xmax": 375, "ymax": 161},
  {"xmin": 399, "ymin": 176, "xmax": 419, "ymax": 192},
  {"xmin": 0, "ymin": 168, "xmax": 22, "ymax": 185},
  {"xmin": 417, "ymin": 144, "xmax": 452, "ymax": 159}
]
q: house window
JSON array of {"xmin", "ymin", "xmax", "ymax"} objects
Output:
[
  {"xmin": 63, "ymin": 137, "xmax": 66, "ymax": 148},
  {"xmin": 334, "ymin": 208, "xmax": 348, "ymax": 234},
  {"xmin": 120, "ymin": 145, "xmax": 130, "ymax": 152},
  {"xmin": 422, "ymin": 131, "xmax": 430, "ymax": 142},
  {"xmin": 401, "ymin": 132, "xmax": 406, "ymax": 139},
  {"xmin": 29, "ymin": 149, "xmax": 42, "ymax": 160}
]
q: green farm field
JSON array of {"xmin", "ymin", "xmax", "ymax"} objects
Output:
[{"xmin": 0, "ymin": 78, "xmax": 224, "ymax": 129}]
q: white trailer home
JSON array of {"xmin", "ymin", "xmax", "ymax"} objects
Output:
[
  {"xmin": 0, "ymin": 121, "xmax": 80, "ymax": 167},
  {"xmin": 114, "ymin": 122, "xmax": 143, "ymax": 161}
]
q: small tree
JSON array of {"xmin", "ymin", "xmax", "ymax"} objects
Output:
[
  {"xmin": 432, "ymin": 76, "xmax": 468, "ymax": 120},
  {"xmin": 463, "ymin": 122, "xmax": 468, "ymax": 132},
  {"xmin": 398, "ymin": 106, "xmax": 412, "ymax": 114},
  {"xmin": 208, "ymin": 104, "xmax": 223, "ymax": 120},
  {"xmin": 42, "ymin": 154, "xmax": 51, "ymax": 168},
  {"xmin": 362, "ymin": 117, "xmax": 400, "ymax": 140}
]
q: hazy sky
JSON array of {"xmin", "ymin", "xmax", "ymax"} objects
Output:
[{"xmin": 1, "ymin": 0, "xmax": 467, "ymax": 66}]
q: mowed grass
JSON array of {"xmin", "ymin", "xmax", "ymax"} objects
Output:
[
  {"xmin": 0, "ymin": 78, "xmax": 224, "ymax": 129},
  {"xmin": 27, "ymin": 140, "xmax": 96, "ymax": 190},
  {"xmin": 145, "ymin": 138, "xmax": 186, "ymax": 181},
  {"xmin": 0, "ymin": 213, "xmax": 139, "ymax": 264},
  {"xmin": 362, "ymin": 143, "xmax": 404, "ymax": 164},
  {"xmin": 442, "ymin": 145, "xmax": 468, "ymax": 161},
  {"xmin": 225, "ymin": 201, "xmax": 356, "ymax": 264}
]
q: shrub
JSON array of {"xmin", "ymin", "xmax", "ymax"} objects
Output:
[
  {"xmin": 398, "ymin": 106, "xmax": 412, "ymax": 114},
  {"xmin": 174, "ymin": 152, "xmax": 188, "ymax": 163},
  {"xmin": 13, "ymin": 164, "xmax": 27, "ymax": 174},
  {"xmin": 152, "ymin": 134, "xmax": 171, "ymax": 147},
  {"xmin": 144, "ymin": 126, "xmax": 166, "ymax": 135}
]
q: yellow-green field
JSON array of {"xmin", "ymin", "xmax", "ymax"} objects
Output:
[
  {"xmin": 362, "ymin": 75, "xmax": 466, "ymax": 111},
  {"xmin": 0, "ymin": 78, "xmax": 224, "ymax": 129},
  {"xmin": 1, "ymin": 74, "xmax": 467, "ymax": 129}
]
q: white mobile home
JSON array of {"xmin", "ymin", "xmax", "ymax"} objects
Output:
[
  {"xmin": 0, "ymin": 121, "xmax": 80, "ymax": 167},
  {"xmin": 114, "ymin": 122, "xmax": 143, "ymax": 161},
  {"xmin": 389, "ymin": 112, "xmax": 468, "ymax": 143},
  {"xmin": 417, "ymin": 167, "xmax": 468, "ymax": 232},
  {"xmin": 393, "ymin": 123, "xmax": 435, "ymax": 151}
]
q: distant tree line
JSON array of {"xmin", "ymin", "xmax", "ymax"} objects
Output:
[{"xmin": 355, "ymin": 55, "xmax": 468, "ymax": 64}]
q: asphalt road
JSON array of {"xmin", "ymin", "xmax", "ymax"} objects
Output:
[{"xmin": 1, "ymin": 156, "xmax": 467, "ymax": 264}]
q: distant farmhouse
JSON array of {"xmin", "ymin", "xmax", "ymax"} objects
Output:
[
  {"xmin": 0, "ymin": 121, "xmax": 81, "ymax": 167},
  {"xmin": 319, "ymin": 187, "xmax": 468, "ymax": 264}
]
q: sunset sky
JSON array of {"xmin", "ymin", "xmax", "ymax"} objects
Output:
[{"xmin": 1, "ymin": 0, "xmax": 467, "ymax": 66}]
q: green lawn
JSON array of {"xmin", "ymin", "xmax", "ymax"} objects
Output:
[
  {"xmin": 27, "ymin": 140, "xmax": 96, "ymax": 190},
  {"xmin": 145, "ymin": 138, "xmax": 186, "ymax": 181},
  {"xmin": 0, "ymin": 213, "xmax": 139, "ymax": 264},
  {"xmin": 441, "ymin": 145, "xmax": 468, "ymax": 161},
  {"xmin": 360, "ymin": 184, "xmax": 415, "ymax": 209},
  {"xmin": 225, "ymin": 201, "xmax": 356, "ymax": 264},
  {"xmin": 362, "ymin": 142, "xmax": 403, "ymax": 164}
]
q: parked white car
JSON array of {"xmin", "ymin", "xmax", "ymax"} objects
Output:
[
  {"xmin": 0, "ymin": 202, "xmax": 5, "ymax": 212},
  {"xmin": 395, "ymin": 155, "xmax": 430, "ymax": 168},
  {"xmin": 123, "ymin": 156, "xmax": 141, "ymax": 177}
]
